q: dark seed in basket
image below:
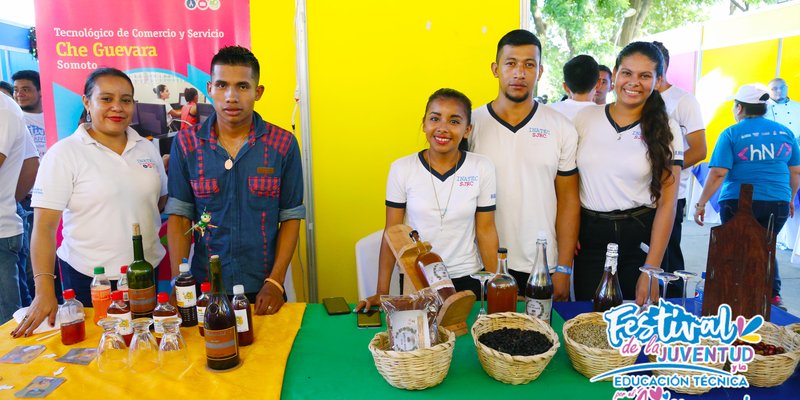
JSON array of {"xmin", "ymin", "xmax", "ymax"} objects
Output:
[
  {"xmin": 732, "ymin": 339, "xmax": 786, "ymax": 355},
  {"xmin": 478, "ymin": 328, "xmax": 552, "ymax": 356}
]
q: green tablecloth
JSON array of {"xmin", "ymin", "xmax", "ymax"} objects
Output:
[{"xmin": 282, "ymin": 303, "xmax": 617, "ymax": 399}]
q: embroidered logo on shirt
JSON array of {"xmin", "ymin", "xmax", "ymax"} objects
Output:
[
  {"xmin": 631, "ymin": 129, "xmax": 643, "ymax": 140},
  {"xmin": 137, "ymin": 158, "xmax": 157, "ymax": 169},
  {"xmin": 529, "ymin": 127, "xmax": 551, "ymax": 138},
  {"xmin": 457, "ymin": 176, "xmax": 479, "ymax": 187}
]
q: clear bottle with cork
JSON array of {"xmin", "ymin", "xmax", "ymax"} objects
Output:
[
  {"xmin": 127, "ymin": 223, "xmax": 155, "ymax": 319},
  {"xmin": 59, "ymin": 289, "xmax": 86, "ymax": 345},
  {"xmin": 487, "ymin": 248, "xmax": 518, "ymax": 314},
  {"xmin": 525, "ymin": 232, "xmax": 554, "ymax": 324},
  {"xmin": 175, "ymin": 258, "xmax": 198, "ymax": 327},
  {"xmin": 107, "ymin": 290, "xmax": 133, "ymax": 346},
  {"xmin": 196, "ymin": 282, "xmax": 211, "ymax": 336},
  {"xmin": 593, "ymin": 243, "xmax": 623, "ymax": 312},
  {"xmin": 409, "ymin": 230, "xmax": 455, "ymax": 300},
  {"xmin": 90, "ymin": 266, "xmax": 112, "ymax": 325},
  {"xmin": 153, "ymin": 292, "xmax": 179, "ymax": 344},
  {"xmin": 232, "ymin": 285, "xmax": 254, "ymax": 346}
]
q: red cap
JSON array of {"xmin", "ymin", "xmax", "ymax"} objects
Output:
[
  {"xmin": 63, "ymin": 289, "xmax": 75, "ymax": 300},
  {"xmin": 112, "ymin": 291, "xmax": 123, "ymax": 301},
  {"xmin": 201, "ymin": 282, "xmax": 211, "ymax": 293},
  {"xmin": 120, "ymin": 265, "xmax": 128, "ymax": 273},
  {"xmin": 157, "ymin": 292, "xmax": 169, "ymax": 303}
]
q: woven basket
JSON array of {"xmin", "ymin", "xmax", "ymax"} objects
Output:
[
  {"xmin": 740, "ymin": 322, "xmax": 800, "ymax": 387},
  {"xmin": 647, "ymin": 340, "xmax": 724, "ymax": 395},
  {"xmin": 562, "ymin": 312, "xmax": 637, "ymax": 381},
  {"xmin": 787, "ymin": 322, "xmax": 800, "ymax": 337},
  {"xmin": 368, "ymin": 326, "xmax": 456, "ymax": 390},
  {"xmin": 471, "ymin": 312, "xmax": 560, "ymax": 385}
]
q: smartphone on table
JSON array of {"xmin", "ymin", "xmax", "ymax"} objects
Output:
[
  {"xmin": 322, "ymin": 297, "xmax": 351, "ymax": 315},
  {"xmin": 357, "ymin": 309, "xmax": 382, "ymax": 328}
]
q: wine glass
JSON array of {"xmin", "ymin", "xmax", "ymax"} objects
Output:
[
  {"xmin": 637, "ymin": 265, "xmax": 663, "ymax": 314},
  {"xmin": 674, "ymin": 270, "xmax": 697, "ymax": 308},
  {"xmin": 97, "ymin": 318, "xmax": 128, "ymax": 372},
  {"xmin": 129, "ymin": 318, "xmax": 159, "ymax": 373},
  {"xmin": 656, "ymin": 272, "xmax": 679, "ymax": 304},
  {"xmin": 469, "ymin": 271, "xmax": 493, "ymax": 318},
  {"xmin": 158, "ymin": 318, "xmax": 190, "ymax": 378}
]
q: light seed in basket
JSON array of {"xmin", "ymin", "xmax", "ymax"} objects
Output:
[
  {"xmin": 568, "ymin": 323, "xmax": 611, "ymax": 350},
  {"xmin": 478, "ymin": 328, "xmax": 552, "ymax": 356}
]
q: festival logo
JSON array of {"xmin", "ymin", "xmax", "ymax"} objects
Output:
[{"xmin": 595, "ymin": 300, "xmax": 763, "ymax": 400}]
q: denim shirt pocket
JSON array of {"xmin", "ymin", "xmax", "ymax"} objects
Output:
[
  {"xmin": 248, "ymin": 176, "xmax": 281, "ymax": 209},
  {"xmin": 190, "ymin": 177, "xmax": 221, "ymax": 211}
]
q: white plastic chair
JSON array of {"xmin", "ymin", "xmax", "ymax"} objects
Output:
[{"xmin": 356, "ymin": 230, "xmax": 400, "ymax": 300}]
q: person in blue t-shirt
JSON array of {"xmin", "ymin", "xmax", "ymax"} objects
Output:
[{"xmin": 694, "ymin": 83, "xmax": 800, "ymax": 310}]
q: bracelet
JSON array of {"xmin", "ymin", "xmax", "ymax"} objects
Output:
[
  {"xmin": 33, "ymin": 273, "xmax": 56, "ymax": 280},
  {"xmin": 264, "ymin": 277, "xmax": 285, "ymax": 295},
  {"xmin": 555, "ymin": 265, "xmax": 572, "ymax": 275},
  {"xmin": 695, "ymin": 202, "xmax": 705, "ymax": 209}
]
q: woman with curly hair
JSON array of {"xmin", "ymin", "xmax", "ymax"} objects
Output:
[{"xmin": 572, "ymin": 42, "xmax": 684, "ymax": 305}]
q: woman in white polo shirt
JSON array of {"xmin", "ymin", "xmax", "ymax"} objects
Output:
[
  {"xmin": 356, "ymin": 88, "xmax": 499, "ymax": 311},
  {"xmin": 573, "ymin": 42, "xmax": 683, "ymax": 305},
  {"xmin": 12, "ymin": 68, "xmax": 167, "ymax": 337}
]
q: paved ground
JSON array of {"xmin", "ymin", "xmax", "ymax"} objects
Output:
[{"xmin": 680, "ymin": 219, "xmax": 800, "ymax": 314}]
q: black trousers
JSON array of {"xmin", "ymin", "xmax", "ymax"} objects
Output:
[
  {"xmin": 660, "ymin": 198, "xmax": 686, "ymax": 298},
  {"xmin": 574, "ymin": 207, "xmax": 656, "ymax": 301}
]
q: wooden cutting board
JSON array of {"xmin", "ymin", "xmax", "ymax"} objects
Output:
[{"xmin": 702, "ymin": 184, "xmax": 774, "ymax": 320}]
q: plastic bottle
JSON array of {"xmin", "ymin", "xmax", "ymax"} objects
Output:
[
  {"xmin": 197, "ymin": 282, "xmax": 211, "ymax": 336},
  {"xmin": 107, "ymin": 290, "xmax": 133, "ymax": 346},
  {"xmin": 694, "ymin": 272, "xmax": 706, "ymax": 315},
  {"xmin": 175, "ymin": 259, "xmax": 198, "ymax": 327},
  {"xmin": 59, "ymin": 289, "xmax": 86, "ymax": 345},
  {"xmin": 153, "ymin": 292, "xmax": 179, "ymax": 343},
  {"xmin": 232, "ymin": 285, "xmax": 254, "ymax": 346},
  {"xmin": 118, "ymin": 266, "xmax": 129, "ymax": 303},
  {"xmin": 91, "ymin": 266, "xmax": 112, "ymax": 325}
]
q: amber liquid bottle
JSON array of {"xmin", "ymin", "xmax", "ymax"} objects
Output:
[
  {"xmin": 107, "ymin": 290, "xmax": 133, "ymax": 346},
  {"xmin": 175, "ymin": 259, "xmax": 198, "ymax": 327},
  {"xmin": 409, "ymin": 230, "xmax": 456, "ymax": 300},
  {"xmin": 487, "ymin": 248, "xmax": 518, "ymax": 313},
  {"xmin": 153, "ymin": 292, "xmax": 178, "ymax": 344},
  {"xmin": 232, "ymin": 285, "xmax": 254, "ymax": 346},
  {"xmin": 196, "ymin": 282, "xmax": 211, "ymax": 336},
  {"xmin": 593, "ymin": 243, "xmax": 623, "ymax": 312},
  {"xmin": 204, "ymin": 255, "xmax": 240, "ymax": 370},
  {"xmin": 127, "ymin": 223, "xmax": 156, "ymax": 319},
  {"xmin": 525, "ymin": 232, "xmax": 554, "ymax": 324}
]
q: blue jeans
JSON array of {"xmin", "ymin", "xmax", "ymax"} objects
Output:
[
  {"xmin": 719, "ymin": 199, "xmax": 789, "ymax": 297},
  {"xmin": 0, "ymin": 234, "xmax": 23, "ymax": 324},
  {"xmin": 16, "ymin": 202, "xmax": 32, "ymax": 306}
]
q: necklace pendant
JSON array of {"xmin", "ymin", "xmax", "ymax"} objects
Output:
[
  {"xmin": 617, "ymin": 134, "xmax": 622, "ymax": 141},
  {"xmin": 224, "ymin": 158, "xmax": 234, "ymax": 170}
]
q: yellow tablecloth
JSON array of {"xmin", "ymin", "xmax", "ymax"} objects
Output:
[{"xmin": 0, "ymin": 303, "xmax": 306, "ymax": 398}]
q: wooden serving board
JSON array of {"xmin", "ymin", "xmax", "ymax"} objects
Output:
[{"xmin": 702, "ymin": 184, "xmax": 774, "ymax": 320}]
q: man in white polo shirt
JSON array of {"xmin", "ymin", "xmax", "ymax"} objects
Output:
[
  {"xmin": 548, "ymin": 54, "xmax": 600, "ymax": 122},
  {"xmin": 470, "ymin": 29, "xmax": 580, "ymax": 301},
  {"xmin": 652, "ymin": 42, "xmax": 707, "ymax": 298},
  {"xmin": 0, "ymin": 92, "xmax": 31, "ymax": 323}
]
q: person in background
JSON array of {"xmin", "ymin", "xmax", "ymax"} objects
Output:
[
  {"xmin": 470, "ymin": 29, "xmax": 580, "ymax": 302},
  {"xmin": 180, "ymin": 88, "xmax": 199, "ymax": 130},
  {"xmin": 356, "ymin": 88, "xmax": 499, "ymax": 311},
  {"xmin": 695, "ymin": 84, "xmax": 800, "ymax": 311},
  {"xmin": 593, "ymin": 65, "xmax": 613, "ymax": 105},
  {"xmin": 12, "ymin": 71, "xmax": 47, "ymax": 157},
  {"xmin": 651, "ymin": 41, "xmax": 707, "ymax": 298},
  {"xmin": 548, "ymin": 54, "xmax": 600, "ymax": 121},
  {"xmin": 573, "ymin": 42, "xmax": 683, "ymax": 304},
  {"xmin": 154, "ymin": 84, "xmax": 182, "ymax": 129},
  {"xmin": 166, "ymin": 46, "xmax": 305, "ymax": 315},
  {"xmin": 11, "ymin": 68, "xmax": 167, "ymax": 337},
  {"xmin": 0, "ymin": 81, "xmax": 13, "ymax": 97}
]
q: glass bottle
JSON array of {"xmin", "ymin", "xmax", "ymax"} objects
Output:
[
  {"xmin": 128, "ymin": 318, "xmax": 159, "ymax": 373},
  {"xmin": 90, "ymin": 266, "xmax": 112, "ymax": 325},
  {"xmin": 196, "ymin": 282, "xmax": 211, "ymax": 336},
  {"xmin": 525, "ymin": 231, "xmax": 554, "ymax": 324},
  {"xmin": 59, "ymin": 289, "xmax": 86, "ymax": 345},
  {"xmin": 232, "ymin": 285, "xmax": 254, "ymax": 346},
  {"xmin": 593, "ymin": 243, "xmax": 623, "ymax": 312},
  {"xmin": 409, "ymin": 230, "xmax": 456, "ymax": 300},
  {"xmin": 128, "ymin": 223, "xmax": 156, "ymax": 319},
  {"xmin": 118, "ymin": 266, "xmax": 129, "ymax": 303},
  {"xmin": 97, "ymin": 318, "xmax": 128, "ymax": 372},
  {"xmin": 107, "ymin": 290, "xmax": 133, "ymax": 346},
  {"xmin": 175, "ymin": 259, "xmax": 198, "ymax": 327},
  {"xmin": 153, "ymin": 292, "xmax": 179, "ymax": 344},
  {"xmin": 158, "ymin": 318, "xmax": 190, "ymax": 378},
  {"xmin": 204, "ymin": 255, "xmax": 240, "ymax": 370},
  {"xmin": 487, "ymin": 248, "xmax": 518, "ymax": 314}
]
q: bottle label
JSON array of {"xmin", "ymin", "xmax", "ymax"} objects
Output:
[
  {"xmin": 129, "ymin": 285, "xmax": 156, "ymax": 314},
  {"xmin": 113, "ymin": 311, "xmax": 133, "ymax": 335},
  {"xmin": 205, "ymin": 327, "xmax": 238, "ymax": 360},
  {"xmin": 91, "ymin": 286, "xmax": 111, "ymax": 301},
  {"xmin": 234, "ymin": 309, "xmax": 250, "ymax": 332},
  {"xmin": 122, "ymin": 290, "xmax": 129, "ymax": 303},
  {"xmin": 153, "ymin": 315, "xmax": 173, "ymax": 335},
  {"xmin": 197, "ymin": 306, "xmax": 206, "ymax": 324},
  {"xmin": 525, "ymin": 298, "xmax": 552, "ymax": 322},
  {"xmin": 176, "ymin": 285, "xmax": 197, "ymax": 308},
  {"xmin": 420, "ymin": 262, "xmax": 455, "ymax": 291},
  {"xmin": 388, "ymin": 310, "xmax": 430, "ymax": 351}
]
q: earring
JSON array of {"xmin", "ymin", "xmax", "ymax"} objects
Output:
[{"xmin": 85, "ymin": 111, "xmax": 91, "ymax": 123}]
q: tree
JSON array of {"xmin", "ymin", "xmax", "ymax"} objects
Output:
[{"xmin": 531, "ymin": 0, "xmax": 773, "ymax": 99}]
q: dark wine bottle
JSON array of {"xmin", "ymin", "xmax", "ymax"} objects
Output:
[
  {"xmin": 127, "ymin": 223, "xmax": 155, "ymax": 319},
  {"xmin": 204, "ymin": 255, "xmax": 240, "ymax": 370},
  {"xmin": 525, "ymin": 231, "xmax": 554, "ymax": 324},
  {"xmin": 232, "ymin": 285, "xmax": 254, "ymax": 346},
  {"xmin": 593, "ymin": 243, "xmax": 623, "ymax": 312},
  {"xmin": 175, "ymin": 259, "xmax": 198, "ymax": 327}
]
